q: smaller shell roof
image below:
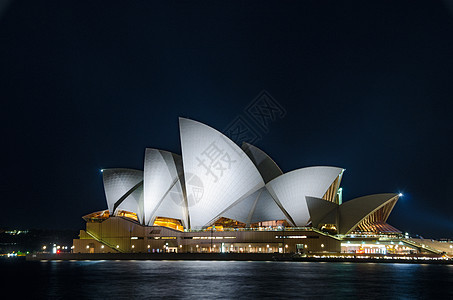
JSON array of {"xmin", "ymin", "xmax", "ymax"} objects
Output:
[
  {"xmin": 306, "ymin": 196, "xmax": 339, "ymax": 228},
  {"xmin": 338, "ymin": 193, "xmax": 399, "ymax": 235}
]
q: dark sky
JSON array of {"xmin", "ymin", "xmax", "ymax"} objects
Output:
[{"xmin": 1, "ymin": 1, "xmax": 452, "ymax": 238}]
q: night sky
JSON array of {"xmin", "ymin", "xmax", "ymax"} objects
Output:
[{"xmin": 1, "ymin": 1, "xmax": 452, "ymax": 238}]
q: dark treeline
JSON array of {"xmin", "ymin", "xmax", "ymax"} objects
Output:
[{"xmin": 0, "ymin": 229, "xmax": 78, "ymax": 253}]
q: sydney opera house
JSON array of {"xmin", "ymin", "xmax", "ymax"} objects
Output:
[{"xmin": 73, "ymin": 118, "xmax": 451, "ymax": 256}]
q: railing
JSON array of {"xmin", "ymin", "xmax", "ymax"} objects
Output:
[
  {"xmin": 184, "ymin": 226, "xmax": 314, "ymax": 232},
  {"xmin": 311, "ymin": 227, "xmax": 343, "ymax": 240},
  {"xmin": 401, "ymin": 239, "xmax": 443, "ymax": 255},
  {"xmin": 182, "ymin": 227, "xmax": 340, "ymax": 240},
  {"xmin": 85, "ymin": 230, "xmax": 123, "ymax": 253}
]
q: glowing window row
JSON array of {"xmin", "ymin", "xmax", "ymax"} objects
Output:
[
  {"xmin": 275, "ymin": 235, "xmax": 307, "ymax": 239},
  {"xmin": 192, "ymin": 236, "xmax": 236, "ymax": 239}
]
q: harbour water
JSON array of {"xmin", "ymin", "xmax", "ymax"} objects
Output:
[{"xmin": 1, "ymin": 259, "xmax": 452, "ymax": 299}]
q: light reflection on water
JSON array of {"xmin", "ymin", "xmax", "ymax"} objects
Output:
[{"xmin": 2, "ymin": 260, "xmax": 452, "ymax": 299}]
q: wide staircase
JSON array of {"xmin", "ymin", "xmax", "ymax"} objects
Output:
[
  {"xmin": 85, "ymin": 230, "xmax": 124, "ymax": 253},
  {"xmin": 401, "ymin": 239, "xmax": 443, "ymax": 255}
]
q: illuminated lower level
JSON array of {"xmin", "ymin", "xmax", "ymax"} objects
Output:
[{"xmin": 72, "ymin": 215, "xmax": 453, "ymax": 256}]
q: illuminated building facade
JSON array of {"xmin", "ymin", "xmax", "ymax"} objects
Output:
[{"xmin": 73, "ymin": 118, "xmax": 451, "ymax": 255}]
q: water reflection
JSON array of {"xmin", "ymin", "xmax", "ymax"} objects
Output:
[{"xmin": 2, "ymin": 260, "xmax": 452, "ymax": 298}]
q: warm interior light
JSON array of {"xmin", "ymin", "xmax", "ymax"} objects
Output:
[
  {"xmin": 116, "ymin": 210, "xmax": 138, "ymax": 221},
  {"xmin": 153, "ymin": 217, "xmax": 184, "ymax": 231},
  {"xmin": 82, "ymin": 210, "xmax": 110, "ymax": 222}
]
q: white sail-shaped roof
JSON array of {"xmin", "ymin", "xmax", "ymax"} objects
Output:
[
  {"xmin": 179, "ymin": 117, "xmax": 265, "ymax": 228},
  {"xmin": 242, "ymin": 143, "xmax": 283, "ymax": 183},
  {"xmin": 102, "ymin": 168, "xmax": 143, "ymax": 215},
  {"xmin": 98, "ymin": 118, "xmax": 401, "ymax": 233},
  {"xmin": 143, "ymin": 148, "xmax": 187, "ymax": 227},
  {"xmin": 248, "ymin": 187, "xmax": 288, "ymax": 224},
  {"xmin": 216, "ymin": 189, "xmax": 261, "ymax": 225},
  {"xmin": 115, "ymin": 184, "xmax": 144, "ymax": 223},
  {"xmin": 266, "ymin": 166, "xmax": 343, "ymax": 226},
  {"xmin": 211, "ymin": 187, "xmax": 289, "ymax": 225},
  {"xmin": 151, "ymin": 180, "xmax": 188, "ymax": 227}
]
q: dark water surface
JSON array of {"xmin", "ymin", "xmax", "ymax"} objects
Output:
[{"xmin": 1, "ymin": 259, "xmax": 452, "ymax": 299}]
